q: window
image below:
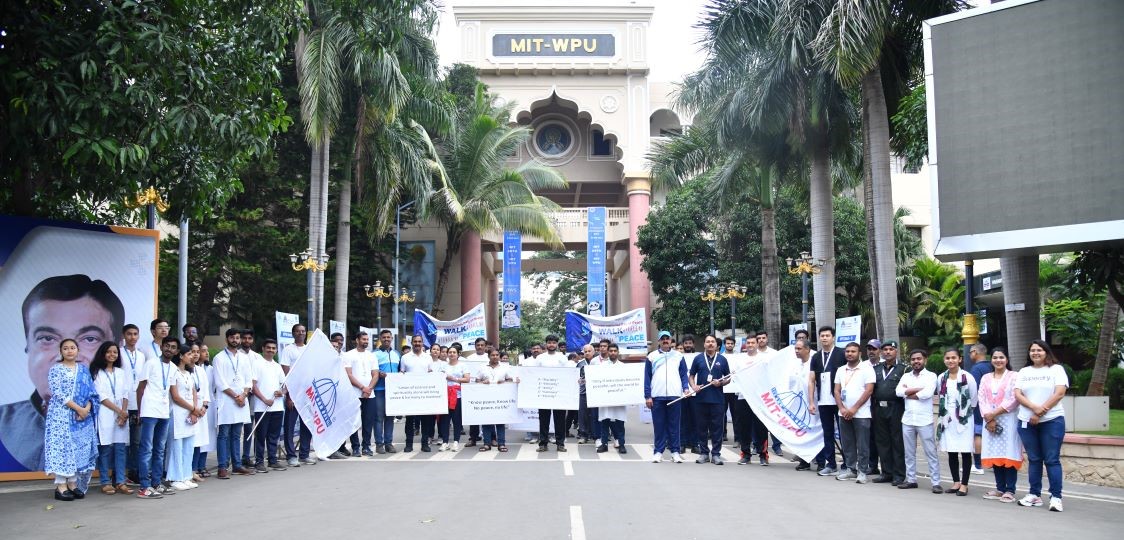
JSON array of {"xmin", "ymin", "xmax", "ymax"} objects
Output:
[{"xmin": 591, "ymin": 129, "xmax": 612, "ymax": 156}]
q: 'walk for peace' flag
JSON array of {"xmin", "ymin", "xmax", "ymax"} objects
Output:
[
  {"xmin": 285, "ymin": 329, "xmax": 361, "ymax": 458},
  {"xmin": 565, "ymin": 308, "xmax": 647, "ymax": 354},
  {"xmin": 732, "ymin": 346, "xmax": 825, "ymax": 463},
  {"xmin": 414, "ymin": 303, "xmax": 487, "ymax": 347}
]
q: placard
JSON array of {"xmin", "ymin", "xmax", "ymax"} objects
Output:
[
  {"xmin": 585, "ymin": 363, "xmax": 645, "ymax": 407},
  {"xmin": 460, "ymin": 383, "xmax": 521, "ymax": 426},
  {"xmin": 384, "ymin": 373, "xmax": 448, "ymax": 416},
  {"xmin": 516, "ymin": 366, "xmax": 579, "ymax": 410},
  {"xmin": 834, "ymin": 315, "xmax": 862, "ymax": 347}
]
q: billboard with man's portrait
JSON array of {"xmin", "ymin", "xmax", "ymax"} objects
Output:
[{"xmin": 0, "ymin": 216, "xmax": 158, "ymax": 478}]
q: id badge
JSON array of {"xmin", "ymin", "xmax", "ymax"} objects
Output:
[
  {"xmin": 707, "ymin": 374, "xmax": 713, "ymax": 383},
  {"xmin": 879, "ymin": 400, "xmax": 888, "ymax": 407},
  {"xmin": 841, "ymin": 390, "xmax": 848, "ymax": 402},
  {"xmin": 232, "ymin": 376, "xmax": 243, "ymax": 389}
]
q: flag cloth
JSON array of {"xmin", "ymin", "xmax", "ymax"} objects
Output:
[
  {"xmin": 501, "ymin": 230, "xmax": 522, "ymax": 328},
  {"xmin": 414, "ymin": 303, "xmax": 487, "ymax": 347},
  {"xmin": 564, "ymin": 308, "xmax": 647, "ymax": 354},
  {"xmin": 731, "ymin": 346, "xmax": 824, "ymax": 462},
  {"xmin": 284, "ymin": 329, "xmax": 361, "ymax": 458}
]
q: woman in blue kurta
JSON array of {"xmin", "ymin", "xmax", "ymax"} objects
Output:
[{"xmin": 43, "ymin": 338, "xmax": 99, "ymax": 501}]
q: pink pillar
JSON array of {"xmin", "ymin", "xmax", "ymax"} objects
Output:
[
  {"xmin": 460, "ymin": 230, "xmax": 482, "ymax": 315},
  {"xmin": 486, "ymin": 276, "xmax": 499, "ymax": 345},
  {"xmin": 627, "ymin": 177, "xmax": 652, "ymax": 338}
]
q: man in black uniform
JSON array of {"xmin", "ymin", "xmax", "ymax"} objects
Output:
[{"xmin": 871, "ymin": 340, "xmax": 906, "ymax": 485}]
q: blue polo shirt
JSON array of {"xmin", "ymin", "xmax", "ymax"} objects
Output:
[
  {"xmin": 689, "ymin": 352, "xmax": 730, "ymax": 404},
  {"xmin": 373, "ymin": 347, "xmax": 401, "ymax": 391}
]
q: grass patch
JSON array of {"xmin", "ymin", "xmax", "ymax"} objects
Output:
[{"xmin": 1076, "ymin": 409, "xmax": 1124, "ymax": 436}]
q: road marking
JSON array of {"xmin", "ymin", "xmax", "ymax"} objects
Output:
[
  {"xmin": 569, "ymin": 505, "xmax": 586, "ymax": 540},
  {"xmin": 563, "ymin": 461, "xmax": 574, "ymax": 476}
]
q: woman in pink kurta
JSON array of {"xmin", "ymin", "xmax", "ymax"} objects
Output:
[{"xmin": 978, "ymin": 348, "xmax": 1022, "ymax": 503}]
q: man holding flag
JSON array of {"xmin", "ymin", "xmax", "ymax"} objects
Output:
[{"xmin": 284, "ymin": 329, "xmax": 362, "ymax": 461}]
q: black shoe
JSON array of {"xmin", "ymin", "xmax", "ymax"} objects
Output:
[
  {"xmin": 596, "ymin": 445, "xmax": 609, "ymax": 453},
  {"xmin": 384, "ymin": 444, "xmax": 397, "ymax": 453},
  {"xmin": 361, "ymin": 449, "xmax": 374, "ymax": 457},
  {"xmin": 795, "ymin": 463, "xmax": 811, "ymax": 471},
  {"xmin": 738, "ymin": 456, "xmax": 751, "ymax": 465},
  {"xmin": 898, "ymin": 482, "xmax": 919, "ymax": 489},
  {"xmin": 891, "ymin": 479, "xmax": 902, "ymax": 486},
  {"xmin": 618, "ymin": 445, "xmax": 627, "ymax": 454},
  {"xmin": 70, "ymin": 489, "xmax": 85, "ymax": 499},
  {"xmin": 557, "ymin": 445, "xmax": 567, "ymax": 452},
  {"xmin": 537, "ymin": 445, "xmax": 548, "ymax": 453},
  {"xmin": 871, "ymin": 475, "xmax": 893, "ymax": 483},
  {"xmin": 421, "ymin": 445, "xmax": 432, "ymax": 453},
  {"xmin": 375, "ymin": 446, "xmax": 386, "ymax": 455},
  {"xmin": 404, "ymin": 445, "xmax": 414, "ymax": 453},
  {"xmin": 54, "ymin": 489, "xmax": 75, "ymax": 501},
  {"xmin": 932, "ymin": 485, "xmax": 944, "ymax": 494},
  {"xmin": 341, "ymin": 448, "xmax": 353, "ymax": 457}
]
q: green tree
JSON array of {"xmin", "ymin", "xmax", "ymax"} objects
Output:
[
  {"xmin": 1071, "ymin": 248, "xmax": 1124, "ymax": 396},
  {"xmin": 1, "ymin": 0, "xmax": 302, "ymax": 222}
]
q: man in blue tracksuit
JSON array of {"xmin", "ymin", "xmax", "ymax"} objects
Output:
[
  {"xmin": 689, "ymin": 335, "xmax": 732, "ymax": 465},
  {"xmin": 645, "ymin": 331, "xmax": 689, "ymax": 463}
]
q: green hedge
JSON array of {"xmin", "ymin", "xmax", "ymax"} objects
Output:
[{"xmin": 1070, "ymin": 367, "xmax": 1124, "ymax": 409}]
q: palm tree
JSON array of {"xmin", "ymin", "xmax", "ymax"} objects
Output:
[
  {"xmin": 297, "ymin": 0, "xmax": 445, "ymax": 329},
  {"xmin": 428, "ymin": 86, "xmax": 566, "ymax": 310},
  {"xmin": 814, "ymin": 0, "xmax": 967, "ymax": 341}
]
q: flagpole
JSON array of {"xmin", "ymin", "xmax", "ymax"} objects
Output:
[{"xmin": 667, "ymin": 374, "xmax": 733, "ymax": 406}]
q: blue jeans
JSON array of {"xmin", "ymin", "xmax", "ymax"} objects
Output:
[
  {"xmin": 167, "ymin": 435, "xmax": 195, "ymax": 482},
  {"xmin": 359, "ymin": 397, "xmax": 376, "ymax": 451},
  {"xmin": 97, "ymin": 443, "xmax": 127, "ymax": 485},
  {"xmin": 137, "ymin": 417, "xmax": 169, "ymax": 489},
  {"xmin": 679, "ymin": 398, "xmax": 697, "ymax": 448},
  {"xmin": 192, "ymin": 447, "xmax": 208, "ymax": 473},
  {"xmin": 600, "ymin": 419, "xmax": 625, "ymax": 446},
  {"xmin": 374, "ymin": 390, "xmax": 394, "ymax": 445},
  {"xmin": 993, "ymin": 465, "xmax": 1019, "ymax": 494},
  {"xmin": 284, "ymin": 406, "xmax": 312, "ymax": 459},
  {"xmin": 815, "ymin": 405, "xmax": 838, "ymax": 469},
  {"xmin": 253, "ymin": 411, "xmax": 284, "ymax": 465},
  {"xmin": 1018, "ymin": 416, "xmax": 1065, "ymax": 499},
  {"xmin": 482, "ymin": 424, "xmax": 506, "ymax": 446},
  {"xmin": 216, "ymin": 423, "xmax": 244, "ymax": 470},
  {"xmin": 651, "ymin": 397, "xmax": 682, "ymax": 454}
]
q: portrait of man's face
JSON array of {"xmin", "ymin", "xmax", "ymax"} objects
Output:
[{"xmin": 25, "ymin": 295, "xmax": 114, "ymax": 399}]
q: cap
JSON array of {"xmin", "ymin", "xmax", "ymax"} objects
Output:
[
  {"xmin": 881, "ymin": 340, "xmax": 898, "ymax": 348},
  {"xmin": 866, "ymin": 339, "xmax": 882, "ymax": 349},
  {"xmin": 657, "ymin": 330, "xmax": 672, "ymax": 339}
]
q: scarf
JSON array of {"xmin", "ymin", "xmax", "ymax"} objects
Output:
[
  {"xmin": 981, "ymin": 370, "xmax": 1015, "ymax": 411},
  {"xmin": 936, "ymin": 370, "xmax": 973, "ymax": 441}
]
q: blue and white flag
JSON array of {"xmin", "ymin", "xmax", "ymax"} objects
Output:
[
  {"xmin": 587, "ymin": 207, "xmax": 606, "ymax": 316},
  {"xmin": 731, "ymin": 346, "xmax": 824, "ymax": 463},
  {"xmin": 565, "ymin": 308, "xmax": 647, "ymax": 354},
  {"xmin": 414, "ymin": 303, "xmax": 487, "ymax": 348},
  {"xmin": 285, "ymin": 329, "xmax": 361, "ymax": 458},
  {"xmin": 502, "ymin": 230, "xmax": 522, "ymax": 328}
]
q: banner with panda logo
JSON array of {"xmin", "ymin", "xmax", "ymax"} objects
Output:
[
  {"xmin": 501, "ymin": 230, "xmax": 521, "ymax": 328},
  {"xmin": 587, "ymin": 206, "xmax": 606, "ymax": 316}
]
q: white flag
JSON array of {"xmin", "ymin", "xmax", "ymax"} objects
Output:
[
  {"xmin": 732, "ymin": 346, "xmax": 825, "ymax": 462},
  {"xmin": 285, "ymin": 329, "xmax": 361, "ymax": 458}
]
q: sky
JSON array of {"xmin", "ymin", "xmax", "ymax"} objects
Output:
[{"xmin": 434, "ymin": 0, "xmax": 712, "ymax": 83}]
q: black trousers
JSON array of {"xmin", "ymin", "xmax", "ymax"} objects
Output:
[
  {"xmin": 538, "ymin": 409, "xmax": 567, "ymax": 447},
  {"xmin": 733, "ymin": 398, "xmax": 767, "ymax": 455},
  {"xmin": 725, "ymin": 393, "xmax": 739, "ymax": 441},
  {"xmin": 680, "ymin": 398, "xmax": 698, "ymax": 448},
  {"xmin": 253, "ymin": 411, "xmax": 283, "ymax": 465},
  {"xmin": 694, "ymin": 401, "xmax": 725, "ymax": 456},
  {"xmin": 405, "ymin": 415, "xmax": 434, "ymax": 446},
  {"xmin": 815, "ymin": 404, "xmax": 838, "ymax": 469},
  {"xmin": 873, "ymin": 403, "xmax": 906, "ymax": 481}
]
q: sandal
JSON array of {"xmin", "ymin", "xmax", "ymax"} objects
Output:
[
  {"xmin": 983, "ymin": 490, "xmax": 1002, "ymax": 500},
  {"xmin": 115, "ymin": 483, "xmax": 134, "ymax": 495},
  {"xmin": 465, "ymin": 441, "xmax": 477, "ymax": 448},
  {"xmin": 479, "ymin": 445, "xmax": 492, "ymax": 452},
  {"xmin": 101, "ymin": 485, "xmax": 116, "ymax": 495},
  {"xmin": 999, "ymin": 492, "xmax": 1016, "ymax": 503},
  {"xmin": 498, "ymin": 446, "xmax": 509, "ymax": 452}
]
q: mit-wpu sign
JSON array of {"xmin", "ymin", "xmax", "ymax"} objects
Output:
[{"xmin": 493, "ymin": 34, "xmax": 615, "ymax": 57}]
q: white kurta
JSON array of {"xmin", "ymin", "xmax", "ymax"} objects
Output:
[
  {"xmin": 93, "ymin": 368, "xmax": 129, "ymax": 444},
  {"xmin": 213, "ymin": 348, "xmax": 252, "ymax": 425},
  {"xmin": 597, "ymin": 361, "xmax": 628, "ymax": 422},
  {"xmin": 119, "ymin": 346, "xmax": 146, "ymax": 412},
  {"xmin": 171, "ymin": 370, "xmax": 196, "ymax": 439},
  {"xmin": 192, "ymin": 365, "xmax": 213, "ymax": 449}
]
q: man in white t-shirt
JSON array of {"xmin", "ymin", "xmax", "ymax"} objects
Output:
[
  {"xmin": 213, "ymin": 329, "xmax": 256, "ymax": 477},
  {"xmin": 343, "ymin": 332, "xmax": 377, "ymax": 456},
  {"xmin": 535, "ymin": 335, "xmax": 570, "ymax": 452},
  {"xmin": 134, "ymin": 337, "xmax": 177, "ymax": 498},
  {"xmin": 278, "ymin": 324, "xmax": 312, "ymax": 467},
  {"xmin": 120, "ymin": 323, "xmax": 148, "ymax": 483},
  {"xmin": 239, "ymin": 329, "xmax": 264, "ymax": 467},
  {"xmin": 251, "ymin": 339, "xmax": 287, "ymax": 472},
  {"xmin": 400, "ymin": 335, "xmax": 435, "ymax": 452},
  {"xmin": 834, "ymin": 342, "xmax": 876, "ymax": 483}
]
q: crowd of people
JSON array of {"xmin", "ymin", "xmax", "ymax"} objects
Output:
[{"xmin": 40, "ymin": 319, "xmax": 1069, "ymax": 513}]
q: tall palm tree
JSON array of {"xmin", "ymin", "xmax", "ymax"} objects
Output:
[
  {"xmin": 814, "ymin": 0, "xmax": 967, "ymax": 341},
  {"xmin": 297, "ymin": 0, "xmax": 444, "ymax": 329},
  {"xmin": 429, "ymin": 86, "xmax": 566, "ymax": 310},
  {"xmin": 687, "ymin": 0, "xmax": 854, "ymax": 329}
]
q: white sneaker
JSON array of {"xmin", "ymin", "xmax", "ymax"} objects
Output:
[
  {"xmin": 671, "ymin": 452, "xmax": 685, "ymax": 463},
  {"xmin": 451, "ymin": 441, "xmax": 460, "ymax": 452},
  {"xmin": 836, "ymin": 470, "xmax": 856, "ymax": 481},
  {"xmin": 440, "ymin": 443, "xmax": 449, "ymax": 452},
  {"xmin": 184, "ymin": 480, "xmax": 199, "ymax": 489},
  {"xmin": 171, "ymin": 481, "xmax": 191, "ymax": 491},
  {"xmin": 971, "ymin": 466, "xmax": 985, "ymax": 475},
  {"xmin": 856, "ymin": 472, "xmax": 868, "ymax": 484},
  {"xmin": 1018, "ymin": 494, "xmax": 1044, "ymax": 507},
  {"xmin": 1049, "ymin": 497, "xmax": 1063, "ymax": 512},
  {"xmin": 651, "ymin": 453, "xmax": 663, "ymax": 463}
]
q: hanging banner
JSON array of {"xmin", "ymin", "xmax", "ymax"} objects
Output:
[
  {"xmin": 585, "ymin": 363, "xmax": 646, "ymax": 407},
  {"xmin": 501, "ymin": 230, "xmax": 522, "ymax": 328},
  {"xmin": 587, "ymin": 207, "xmax": 606, "ymax": 316},
  {"xmin": 516, "ymin": 366, "xmax": 580, "ymax": 410},
  {"xmin": 384, "ymin": 373, "xmax": 449, "ymax": 416},
  {"xmin": 329, "ymin": 320, "xmax": 346, "ymax": 339},
  {"xmin": 834, "ymin": 315, "xmax": 862, "ymax": 347},
  {"xmin": 275, "ymin": 311, "xmax": 300, "ymax": 354},
  {"xmin": 460, "ymin": 383, "xmax": 522, "ymax": 425},
  {"xmin": 413, "ymin": 303, "xmax": 486, "ymax": 348},
  {"xmin": 731, "ymin": 345, "xmax": 824, "ymax": 462},
  {"xmin": 286, "ymin": 330, "xmax": 362, "ymax": 458},
  {"xmin": 565, "ymin": 308, "xmax": 647, "ymax": 354}
]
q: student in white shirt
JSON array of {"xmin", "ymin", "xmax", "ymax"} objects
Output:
[
  {"xmin": 401, "ymin": 334, "xmax": 435, "ymax": 452},
  {"xmin": 833, "ymin": 342, "xmax": 876, "ymax": 483},
  {"xmin": 134, "ymin": 337, "xmax": 177, "ymax": 499},
  {"xmin": 434, "ymin": 346, "xmax": 471, "ymax": 451},
  {"xmin": 238, "ymin": 329, "xmax": 263, "ymax": 468},
  {"xmin": 895, "ymin": 349, "xmax": 942, "ymax": 493},
  {"xmin": 191, "ymin": 344, "xmax": 213, "ymax": 480},
  {"xmin": 213, "ymin": 329, "xmax": 255, "ymax": 477},
  {"xmin": 1013, "ymin": 340, "xmax": 1069, "ymax": 511},
  {"xmin": 535, "ymin": 335, "xmax": 570, "ymax": 451},
  {"xmin": 119, "ymin": 324, "xmax": 147, "ymax": 484},
  {"xmin": 168, "ymin": 343, "xmax": 201, "ymax": 491},
  {"xmin": 597, "ymin": 344, "xmax": 629, "ymax": 454},
  {"xmin": 343, "ymin": 332, "xmax": 378, "ymax": 456},
  {"xmin": 91, "ymin": 342, "xmax": 132, "ymax": 495},
  {"xmin": 251, "ymin": 339, "xmax": 288, "ymax": 471},
  {"xmin": 475, "ymin": 348, "xmax": 516, "ymax": 452},
  {"xmin": 147, "ymin": 319, "xmax": 170, "ymax": 364},
  {"xmin": 279, "ymin": 324, "xmax": 311, "ymax": 466}
]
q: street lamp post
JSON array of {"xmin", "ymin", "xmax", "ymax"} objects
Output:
[
  {"xmin": 394, "ymin": 201, "xmax": 415, "ymax": 346},
  {"xmin": 786, "ymin": 251, "xmax": 824, "ymax": 327},
  {"xmin": 394, "ymin": 287, "xmax": 416, "ymax": 347},
  {"xmin": 364, "ymin": 281, "xmax": 393, "ymax": 332},
  {"xmin": 700, "ymin": 287, "xmax": 722, "ymax": 336},
  {"xmin": 700, "ymin": 283, "xmax": 747, "ymax": 338},
  {"xmin": 724, "ymin": 283, "xmax": 748, "ymax": 338},
  {"xmin": 290, "ymin": 248, "xmax": 329, "ymax": 331}
]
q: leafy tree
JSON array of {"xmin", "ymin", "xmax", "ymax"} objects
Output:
[
  {"xmin": 1, "ymin": 0, "xmax": 302, "ymax": 222},
  {"xmin": 1070, "ymin": 248, "xmax": 1124, "ymax": 395}
]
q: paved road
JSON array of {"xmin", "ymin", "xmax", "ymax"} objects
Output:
[{"xmin": 3, "ymin": 415, "xmax": 1122, "ymax": 539}]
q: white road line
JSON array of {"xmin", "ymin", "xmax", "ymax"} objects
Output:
[
  {"xmin": 563, "ymin": 461, "xmax": 574, "ymax": 476},
  {"xmin": 569, "ymin": 505, "xmax": 586, "ymax": 540}
]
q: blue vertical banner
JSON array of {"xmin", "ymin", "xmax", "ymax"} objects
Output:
[
  {"xmin": 587, "ymin": 207, "xmax": 606, "ymax": 316},
  {"xmin": 501, "ymin": 230, "xmax": 522, "ymax": 328}
]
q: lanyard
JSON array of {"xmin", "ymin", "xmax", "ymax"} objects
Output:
[
  {"xmin": 704, "ymin": 353, "xmax": 718, "ymax": 377},
  {"xmin": 225, "ymin": 349, "xmax": 240, "ymax": 374},
  {"xmin": 151, "ymin": 341, "xmax": 160, "ymax": 359},
  {"xmin": 106, "ymin": 368, "xmax": 118, "ymax": 398},
  {"xmin": 192, "ymin": 369, "xmax": 202, "ymax": 392},
  {"xmin": 161, "ymin": 362, "xmax": 170, "ymax": 389},
  {"xmin": 124, "ymin": 347, "xmax": 138, "ymax": 373},
  {"xmin": 842, "ymin": 365, "xmax": 859, "ymax": 389},
  {"xmin": 883, "ymin": 364, "xmax": 895, "ymax": 380}
]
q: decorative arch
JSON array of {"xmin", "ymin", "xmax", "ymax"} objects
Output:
[{"xmin": 649, "ymin": 108, "xmax": 683, "ymax": 137}]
